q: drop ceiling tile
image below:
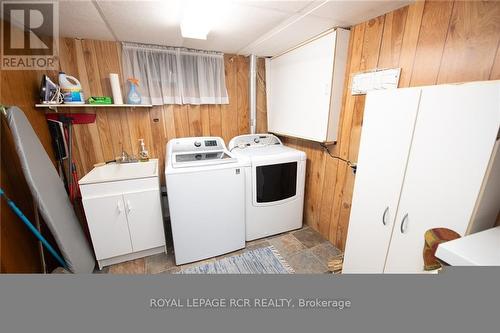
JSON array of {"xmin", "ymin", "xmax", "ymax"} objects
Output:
[
  {"xmin": 58, "ymin": 1, "xmax": 115, "ymax": 41},
  {"xmin": 241, "ymin": 0, "xmax": 413, "ymax": 56},
  {"xmin": 96, "ymin": 0, "xmax": 184, "ymax": 46},
  {"xmin": 97, "ymin": 0, "xmax": 291, "ymax": 53},
  {"xmin": 311, "ymin": 0, "xmax": 412, "ymax": 25},
  {"xmin": 57, "ymin": 0, "xmax": 414, "ymax": 57},
  {"xmin": 239, "ymin": 0, "xmax": 316, "ymax": 14},
  {"xmin": 181, "ymin": 36, "xmax": 246, "ymax": 54},
  {"xmin": 206, "ymin": 3, "xmax": 291, "ymax": 42},
  {"xmin": 247, "ymin": 14, "xmax": 337, "ymax": 56}
]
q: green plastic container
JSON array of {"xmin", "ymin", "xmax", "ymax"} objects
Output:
[{"xmin": 87, "ymin": 96, "xmax": 112, "ymax": 104}]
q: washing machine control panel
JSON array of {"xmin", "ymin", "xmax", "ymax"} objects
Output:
[
  {"xmin": 204, "ymin": 140, "xmax": 218, "ymax": 147},
  {"xmin": 171, "ymin": 137, "xmax": 227, "ymax": 154},
  {"xmin": 169, "ymin": 137, "xmax": 236, "ymax": 168},
  {"xmin": 193, "ymin": 140, "xmax": 218, "ymax": 148}
]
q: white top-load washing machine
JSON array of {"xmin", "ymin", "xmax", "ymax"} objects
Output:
[
  {"xmin": 165, "ymin": 137, "xmax": 249, "ymax": 265},
  {"xmin": 228, "ymin": 134, "xmax": 306, "ymax": 241}
]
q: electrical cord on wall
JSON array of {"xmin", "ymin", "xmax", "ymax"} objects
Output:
[{"xmin": 319, "ymin": 143, "xmax": 357, "ymax": 174}]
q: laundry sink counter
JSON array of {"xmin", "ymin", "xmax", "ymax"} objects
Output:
[
  {"xmin": 79, "ymin": 159, "xmax": 158, "ymax": 185},
  {"xmin": 78, "ymin": 158, "xmax": 166, "ymax": 269}
]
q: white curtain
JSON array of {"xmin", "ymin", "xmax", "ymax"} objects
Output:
[{"xmin": 122, "ymin": 42, "xmax": 228, "ymax": 105}]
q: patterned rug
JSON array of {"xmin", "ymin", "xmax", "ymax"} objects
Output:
[{"xmin": 179, "ymin": 246, "xmax": 294, "ymax": 274}]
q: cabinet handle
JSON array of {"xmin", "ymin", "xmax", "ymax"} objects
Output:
[
  {"xmin": 126, "ymin": 200, "xmax": 132, "ymax": 213},
  {"xmin": 117, "ymin": 201, "xmax": 123, "ymax": 213},
  {"xmin": 382, "ymin": 207, "xmax": 389, "ymax": 226},
  {"xmin": 400, "ymin": 213, "xmax": 409, "ymax": 234}
]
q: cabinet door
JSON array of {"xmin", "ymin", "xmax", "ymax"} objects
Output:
[
  {"xmin": 342, "ymin": 88, "xmax": 421, "ymax": 273},
  {"xmin": 384, "ymin": 82, "xmax": 500, "ymax": 273},
  {"xmin": 82, "ymin": 194, "xmax": 132, "ymax": 260},
  {"xmin": 123, "ymin": 190, "xmax": 165, "ymax": 252},
  {"xmin": 268, "ymin": 31, "xmax": 337, "ymax": 142}
]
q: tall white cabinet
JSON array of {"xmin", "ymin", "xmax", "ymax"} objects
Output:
[{"xmin": 343, "ymin": 81, "xmax": 500, "ymax": 274}]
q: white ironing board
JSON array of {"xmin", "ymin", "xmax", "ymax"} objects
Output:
[{"xmin": 6, "ymin": 107, "xmax": 95, "ymax": 273}]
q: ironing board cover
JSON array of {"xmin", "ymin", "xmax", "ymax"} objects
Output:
[{"xmin": 6, "ymin": 107, "xmax": 95, "ymax": 273}]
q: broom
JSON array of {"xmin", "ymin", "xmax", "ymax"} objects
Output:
[{"xmin": 0, "ymin": 188, "xmax": 67, "ymax": 269}]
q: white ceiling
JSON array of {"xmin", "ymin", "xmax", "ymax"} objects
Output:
[{"xmin": 58, "ymin": 0, "xmax": 412, "ymax": 56}]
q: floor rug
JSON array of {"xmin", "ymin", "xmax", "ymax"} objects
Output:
[{"xmin": 179, "ymin": 246, "xmax": 294, "ymax": 274}]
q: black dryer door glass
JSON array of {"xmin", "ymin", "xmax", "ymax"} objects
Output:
[{"xmin": 256, "ymin": 162, "xmax": 297, "ymax": 203}]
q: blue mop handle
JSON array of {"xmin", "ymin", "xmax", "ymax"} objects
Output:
[{"xmin": 0, "ymin": 188, "xmax": 67, "ymax": 269}]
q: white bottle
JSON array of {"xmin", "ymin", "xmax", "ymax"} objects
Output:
[
  {"xmin": 138, "ymin": 139, "xmax": 149, "ymax": 162},
  {"xmin": 59, "ymin": 72, "xmax": 84, "ymax": 104}
]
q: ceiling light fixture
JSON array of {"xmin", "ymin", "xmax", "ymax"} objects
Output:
[
  {"xmin": 180, "ymin": 17, "xmax": 210, "ymax": 40},
  {"xmin": 180, "ymin": 0, "xmax": 225, "ymax": 40}
]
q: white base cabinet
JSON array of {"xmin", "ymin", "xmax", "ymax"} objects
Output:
[
  {"xmin": 82, "ymin": 193, "xmax": 133, "ymax": 260},
  {"xmin": 80, "ymin": 177, "xmax": 166, "ymax": 269},
  {"xmin": 343, "ymin": 80, "xmax": 500, "ymax": 274}
]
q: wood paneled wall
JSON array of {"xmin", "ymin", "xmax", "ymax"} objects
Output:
[
  {"xmin": 283, "ymin": 0, "xmax": 500, "ymax": 250},
  {"xmin": 1, "ymin": 43, "xmax": 59, "ymax": 272},
  {"xmin": 1, "ymin": 34, "xmax": 256, "ymax": 271},
  {"xmin": 2, "ymin": 1, "xmax": 499, "ymax": 264},
  {"xmin": 1, "ymin": 117, "xmax": 43, "ymax": 273},
  {"xmin": 256, "ymin": 58, "xmax": 268, "ymax": 133},
  {"xmin": 56, "ymin": 38, "xmax": 252, "ymax": 179}
]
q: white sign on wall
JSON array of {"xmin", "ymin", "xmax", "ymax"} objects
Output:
[{"xmin": 351, "ymin": 68, "xmax": 401, "ymax": 95}]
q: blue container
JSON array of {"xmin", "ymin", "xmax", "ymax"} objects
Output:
[{"xmin": 127, "ymin": 78, "xmax": 141, "ymax": 104}]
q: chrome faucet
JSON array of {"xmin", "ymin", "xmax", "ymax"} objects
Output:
[{"xmin": 117, "ymin": 150, "xmax": 137, "ymax": 163}]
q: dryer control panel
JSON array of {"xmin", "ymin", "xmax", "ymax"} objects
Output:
[{"xmin": 228, "ymin": 134, "xmax": 282, "ymax": 150}]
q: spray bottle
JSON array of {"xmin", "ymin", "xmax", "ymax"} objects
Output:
[{"xmin": 127, "ymin": 78, "xmax": 141, "ymax": 104}]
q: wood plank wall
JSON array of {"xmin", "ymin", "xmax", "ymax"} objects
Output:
[
  {"xmin": 256, "ymin": 58, "xmax": 268, "ymax": 133},
  {"xmin": 1, "ymin": 116, "xmax": 44, "ymax": 273},
  {"xmin": 56, "ymin": 38, "xmax": 253, "ymax": 180},
  {"xmin": 2, "ymin": 1, "xmax": 499, "ymax": 269},
  {"xmin": 1, "ymin": 34, "xmax": 259, "ymax": 271},
  {"xmin": 282, "ymin": 0, "xmax": 500, "ymax": 251},
  {"xmin": 1, "ymin": 46, "xmax": 59, "ymax": 272}
]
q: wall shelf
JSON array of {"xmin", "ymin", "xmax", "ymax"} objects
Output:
[{"xmin": 35, "ymin": 103, "xmax": 153, "ymax": 110}]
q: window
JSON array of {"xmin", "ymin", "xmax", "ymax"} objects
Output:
[{"xmin": 122, "ymin": 42, "xmax": 228, "ymax": 105}]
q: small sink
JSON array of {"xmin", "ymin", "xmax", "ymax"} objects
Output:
[{"xmin": 79, "ymin": 159, "xmax": 158, "ymax": 185}]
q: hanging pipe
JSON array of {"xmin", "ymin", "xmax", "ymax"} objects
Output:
[
  {"xmin": 249, "ymin": 54, "xmax": 257, "ymax": 134},
  {"xmin": 0, "ymin": 188, "xmax": 67, "ymax": 269}
]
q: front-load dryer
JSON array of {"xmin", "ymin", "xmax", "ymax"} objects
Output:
[
  {"xmin": 228, "ymin": 134, "xmax": 306, "ymax": 241},
  {"xmin": 165, "ymin": 137, "xmax": 249, "ymax": 265}
]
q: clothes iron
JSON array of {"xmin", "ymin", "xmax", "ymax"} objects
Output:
[{"xmin": 40, "ymin": 75, "xmax": 63, "ymax": 104}]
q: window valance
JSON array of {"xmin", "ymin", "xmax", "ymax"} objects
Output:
[{"xmin": 122, "ymin": 42, "xmax": 229, "ymax": 105}]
